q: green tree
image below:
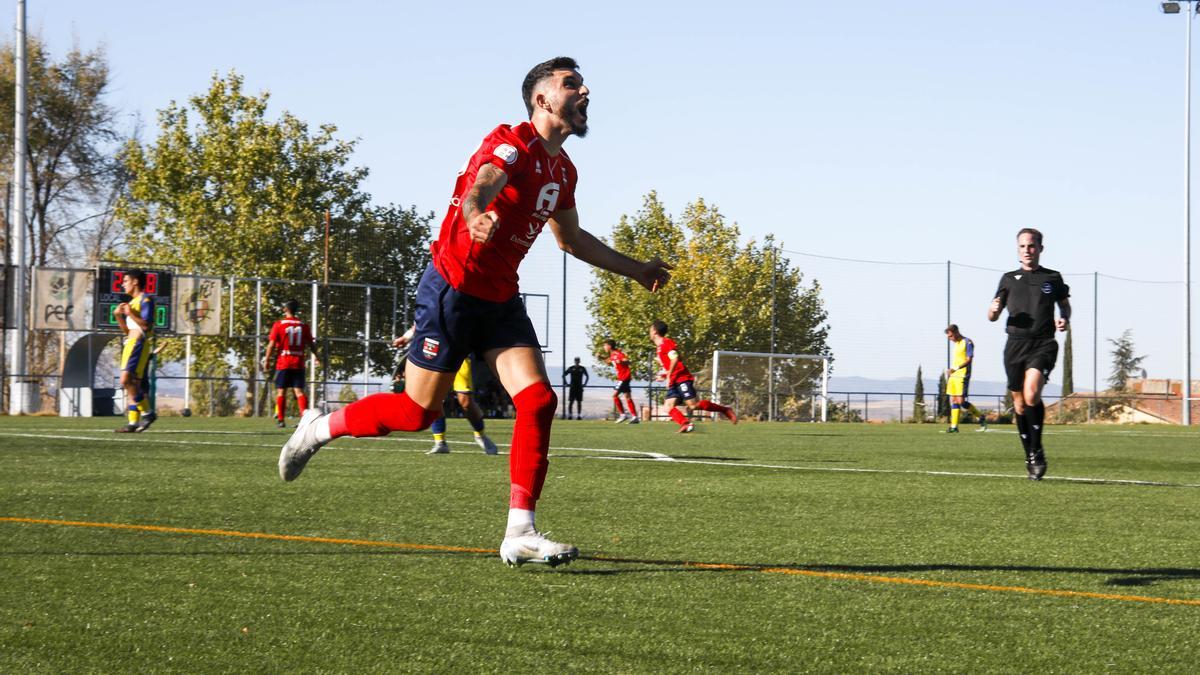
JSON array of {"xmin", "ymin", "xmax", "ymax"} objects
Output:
[
  {"xmin": 936, "ymin": 372, "xmax": 948, "ymax": 419},
  {"xmin": 1106, "ymin": 329, "xmax": 1146, "ymax": 393},
  {"xmin": 912, "ymin": 366, "xmax": 926, "ymax": 423},
  {"xmin": 1061, "ymin": 326, "xmax": 1074, "ymax": 397},
  {"xmin": 587, "ymin": 192, "xmax": 830, "ymax": 394},
  {"xmin": 117, "ymin": 71, "xmax": 431, "ymax": 402},
  {"xmin": 0, "ymin": 36, "xmax": 129, "ymax": 265}
]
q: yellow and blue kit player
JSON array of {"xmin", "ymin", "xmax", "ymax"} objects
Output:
[
  {"xmin": 115, "ymin": 270, "xmax": 156, "ymax": 433},
  {"xmin": 945, "ymin": 324, "xmax": 986, "ymax": 433}
]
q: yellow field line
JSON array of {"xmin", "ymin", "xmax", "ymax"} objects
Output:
[
  {"xmin": 0, "ymin": 516, "xmax": 494, "ymax": 555},
  {"xmin": 4, "ymin": 516, "xmax": 1198, "ymax": 607}
]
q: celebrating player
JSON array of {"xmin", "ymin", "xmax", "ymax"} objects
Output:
[
  {"xmin": 278, "ymin": 57, "xmax": 672, "ymax": 567},
  {"xmin": 114, "ymin": 270, "xmax": 156, "ymax": 433},
  {"xmin": 603, "ymin": 339, "xmax": 639, "ymax": 423},
  {"xmin": 263, "ymin": 300, "xmax": 321, "ymax": 428},
  {"xmin": 650, "ymin": 320, "xmax": 737, "ymax": 432},
  {"xmin": 988, "ymin": 228, "xmax": 1070, "ymax": 480},
  {"xmin": 395, "ymin": 325, "xmax": 499, "ymax": 455},
  {"xmin": 944, "ymin": 324, "xmax": 986, "ymax": 433}
]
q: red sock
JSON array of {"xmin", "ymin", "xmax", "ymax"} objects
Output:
[
  {"xmin": 509, "ymin": 382, "xmax": 557, "ymax": 510},
  {"xmin": 297, "ymin": 393, "xmax": 309, "ymax": 411},
  {"xmin": 695, "ymin": 400, "xmax": 728, "ymax": 416},
  {"xmin": 668, "ymin": 407, "xmax": 688, "ymax": 426},
  {"xmin": 612, "ymin": 394, "xmax": 622, "ymax": 413},
  {"xmin": 624, "ymin": 399, "xmax": 637, "ymax": 416},
  {"xmin": 275, "ymin": 394, "xmax": 285, "ymax": 420},
  {"xmin": 327, "ymin": 392, "xmax": 440, "ymax": 439}
]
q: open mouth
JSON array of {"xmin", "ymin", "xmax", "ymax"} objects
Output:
[{"xmin": 578, "ymin": 100, "xmax": 589, "ymax": 121}]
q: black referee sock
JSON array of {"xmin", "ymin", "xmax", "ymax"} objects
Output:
[
  {"xmin": 1026, "ymin": 402, "xmax": 1046, "ymax": 456},
  {"xmin": 1014, "ymin": 412, "xmax": 1033, "ymax": 457}
]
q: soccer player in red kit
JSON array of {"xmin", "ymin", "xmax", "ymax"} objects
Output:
[
  {"xmin": 603, "ymin": 339, "xmax": 639, "ymax": 424},
  {"xmin": 278, "ymin": 57, "xmax": 672, "ymax": 568},
  {"xmin": 262, "ymin": 299, "xmax": 320, "ymax": 428},
  {"xmin": 650, "ymin": 320, "xmax": 737, "ymax": 432}
]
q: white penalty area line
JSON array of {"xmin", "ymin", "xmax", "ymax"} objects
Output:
[
  {"xmin": 0, "ymin": 429, "xmax": 1194, "ymax": 488},
  {"xmin": 577, "ymin": 455, "xmax": 1200, "ymax": 488}
]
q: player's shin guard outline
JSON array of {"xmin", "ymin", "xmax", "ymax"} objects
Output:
[
  {"xmin": 328, "ymin": 392, "xmax": 441, "ymax": 439},
  {"xmin": 509, "ymin": 382, "xmax": 556, "ymax": 510}
]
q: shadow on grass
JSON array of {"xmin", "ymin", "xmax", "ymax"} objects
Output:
[
  {"xmin": 564, "ymin": 556, "xmax": 1200, "ymax": 588},
  {"xmin": 6, "ymin": 547, "xmax": 1195, "ymax": 588}
]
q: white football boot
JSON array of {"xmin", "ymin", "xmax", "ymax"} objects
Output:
[
  {"xmin": 628, "ymin": 416, "xmax": 640, "ymax": 425},
  {"xmin": 475, "ymin": 434, "xmax": 499, "ymax": 455},
  {"xmin": 500, "ymin": 529, "xmax": 580, "ymax": 568},
  {"xmin": 427, "ymin": 440, "xmax": 450, "ymax": 454},
  {"xmin": 278, "ymin": 409, "xmax": 327, "ymax": 481}
]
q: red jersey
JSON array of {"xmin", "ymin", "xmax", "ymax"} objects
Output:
[
  {"xmin": 656, "ymin": 338, "xmax": 694, "ymax": 385},
  {"xmin": 268, "ymin": 318, "xmax": 314, "ymax": 370},
  {"xmin": 432, "ymin": 121, "xmax": 578, "ymax": 303},
  {"xmin": 608, "ymin": 349, "xmax": 631, "ymax": 382}
]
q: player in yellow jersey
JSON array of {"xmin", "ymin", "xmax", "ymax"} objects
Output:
[
  {"xmin": 945, "ymin": 324, "xmax": 986, "ymax": 433},
  {"xmin": 114, "ymin": 270, "xmax": 156, "ymax": 433}
]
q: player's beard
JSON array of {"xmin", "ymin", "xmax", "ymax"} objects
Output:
[
  {"xmin": 568, "ymin": 110, "xmax": 588, "ymax": 138},
  {"xmin": 565, "ymin": 100, "xmax": 588, "ymax": 138}
]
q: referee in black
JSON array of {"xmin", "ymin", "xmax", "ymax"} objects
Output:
[{"xmin": 988, "ymin": 228, "xmax": 1071, "ymax": 480}]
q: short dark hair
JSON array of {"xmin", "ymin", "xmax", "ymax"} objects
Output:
[
  {"xmin": 603, "ymin": 339, "xmax": 616, "ymax": 349},
  {"xmin": 124, "ymin": 270, "xmax": 145, "ymax": 288},
  {"xmin": 1017, "ymin": 227, "xmax": 1043, "ymax": 246},
  {"xmin": 945, "ymin": 324, "xmax": 959, "ymax": 334},
  {"xmin": 651, "ymin": 320, "xmax": 668, "ymax": 337},
  {"xmin": 283, "ymin": 299, "xmax": 300, "ymax": 315},
  {"xmin": 522, "ymin": 56, "xmax": 580, "ymax": 117}
]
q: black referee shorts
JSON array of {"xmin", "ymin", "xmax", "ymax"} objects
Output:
[{"xmin": 1003, "ymin": 337, "xmax": 1058, "ymax": 392}]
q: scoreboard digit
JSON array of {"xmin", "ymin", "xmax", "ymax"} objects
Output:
[{"xmin": 94, "ymin": 267, "xmax": 174, "ymax": 333}]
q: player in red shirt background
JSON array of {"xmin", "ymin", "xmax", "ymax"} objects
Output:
[
  {"xmin": 650, "ymin": 320, "xmax": 737, "ymax": 433},
  {"xmin": 278, "ymin": 57, "xmax": 672, "ymax": 568},
  {"xmin": 263, "ymin": 299, "xmax": 321, "ymax": 428},
  {"xmin": 602, "ymin": 339, "xmax": 639, "ymax": 424}
]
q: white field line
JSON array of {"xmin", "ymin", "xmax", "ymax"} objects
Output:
[
  {"xmin": 0, "ymin": 430, "xmax": 1195, "ymax": 488},
  {"xmin": 0, "ymin": 430, "xmax": 672, "ymax": 461}
]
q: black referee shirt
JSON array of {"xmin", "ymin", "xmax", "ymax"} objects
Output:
[{"xmin": 994, "ymin": 266, "xmax": 1070, "ymax": 338}]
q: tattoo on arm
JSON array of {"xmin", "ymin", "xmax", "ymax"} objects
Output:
[{"xmin": 462, "ymin": 164, "xmax": 508, "ymax": 221}]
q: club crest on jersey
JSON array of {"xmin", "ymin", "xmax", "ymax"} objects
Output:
[
  {"xmin": 493, "ymin": 144, "xmax": 519, "ymax": 165},
  {"xmin": 422, "ymin": 338, "xmax": 440, "ymax": 359},
  {"xmin": 1041, "ymin": 282, "xmax": 1053, "ymax": 294}
]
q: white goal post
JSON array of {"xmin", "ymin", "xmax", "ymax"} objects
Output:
[{"xmin": 711, "ymin": 351, "xmax": 830, "ymax": 422}]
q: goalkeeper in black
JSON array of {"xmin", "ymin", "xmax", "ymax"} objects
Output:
[{"xmin": 988, "ymin": 228, "xmax": 1071, "ymax": 481}]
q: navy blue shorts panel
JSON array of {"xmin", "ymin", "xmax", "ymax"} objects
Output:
[
  {"xmin": 666, "ymin": 379, "xmax": 698, "ymax": 401},
  {"xmin": 1003, "ymin": 338, "xmax": 1057, "ymax": 392},
  {"xmin": 408, "ymin": 263, "xmax": 541, "ymax": 373},
  {"xmin": 613, "ymin": 379, "xmax": 632, "ymax": 395},
  {"xmin": 275, "ymin": 369, "xmax": 306, "ymax": 389}
]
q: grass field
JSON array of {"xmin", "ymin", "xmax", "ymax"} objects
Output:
[{"xmin": 1, "ymin": 415, "xmax": 1198, "ymax": 672}]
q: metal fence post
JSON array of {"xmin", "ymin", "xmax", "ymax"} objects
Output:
[{"xmin": 254, "ymin": 278, "xmax": 262, "ymax": 416}]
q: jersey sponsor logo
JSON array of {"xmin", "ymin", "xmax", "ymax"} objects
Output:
[
  {"xmin": 493, "ymin": 144, "xmax": 518, "ymax": 165},
  {"xmin": 1014, "ymin": 274, "xmax": 1022, "ymax": 280},
  {"xmin": 422, "ymin": 337, "xmax": 441, "ymax": 359},
  {"xmin": 534, "ymin": 182, "xmax": 561, "ymax": 219},
  {"xmin": 1041, "ymin": 282, "xmax": 1053, "ymax": 294}
]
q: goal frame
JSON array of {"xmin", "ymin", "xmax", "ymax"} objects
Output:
[{"xmin": 711, "ymin": 350, "xmax": 830, "ymax": 422}]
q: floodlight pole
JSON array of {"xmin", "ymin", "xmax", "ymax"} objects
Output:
[
  {"xmin": 1186, "ymin": 1, "xmax": 1195, "ymax": 426},
  {"xmin": 8, "ymin": 0, "xmax": 28, "ymax": 414}
]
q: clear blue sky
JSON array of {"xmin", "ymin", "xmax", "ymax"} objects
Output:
[{"xmin": 27, "ymin": 1, "xmax": 1200, "ymax": 389}]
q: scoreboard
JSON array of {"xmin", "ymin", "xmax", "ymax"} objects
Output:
[{"xmin": 94, "ymin": 267, "xmax": 174, "ymax": 333}]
